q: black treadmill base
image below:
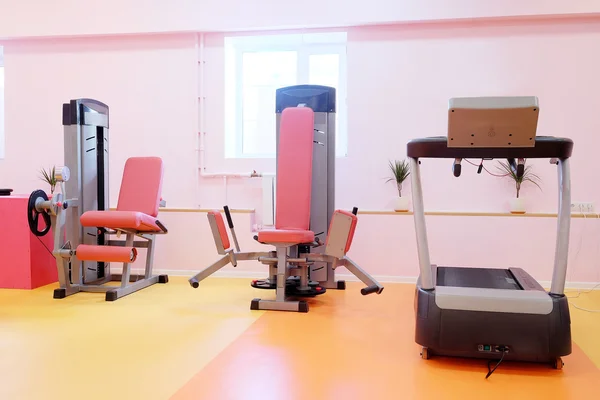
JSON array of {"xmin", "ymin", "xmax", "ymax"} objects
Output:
[
  {"xmin": 419, "ymin": 347, "xmax": 566, "ymax": 365},
  {"xmin": 414, "ymin": 285, "xmax": 572, "ymax": 364}
]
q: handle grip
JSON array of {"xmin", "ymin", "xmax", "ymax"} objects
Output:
[
  {"xmin": 223, "ymin": 205, "xmax": 234, "ymax": 229},
  {"xmin": 361, "ymin": 285, "xmax": 383, "ymax": 296},
  {"xmin": 352, "ymin": 207, "xmax": 358, "ymax": 215}
]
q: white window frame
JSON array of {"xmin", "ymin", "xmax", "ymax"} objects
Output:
[{"xmin": 224, "ymin": 33, "xmax": 348, "ymax": 160}]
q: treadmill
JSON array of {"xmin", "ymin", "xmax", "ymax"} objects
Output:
[{"xmin": 409, "ymin": 96, "xmax": 573, "ymax": 371}]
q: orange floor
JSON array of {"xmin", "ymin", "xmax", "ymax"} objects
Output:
[
  {"xmin": 1, "ymin": 277, "xmax": 600, "ymax": 400},
  {"xmin": 172, "ymin": 282, "xmax": 600, "ymax": 400}
]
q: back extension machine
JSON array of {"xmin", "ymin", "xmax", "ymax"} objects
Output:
[
  {"xmin": 189, "ymin": 85, "xmax": 383, "ymax": 312},
  {"xmin": 409, "ymin": 96, "xmax": 573, "ymax": 369},
  {"xmin": 27, "ymin": 99, "xmax": 169, "ymax": 301}
]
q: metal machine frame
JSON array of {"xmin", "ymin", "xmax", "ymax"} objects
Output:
[
  {"xmin": 62, "ymin": 98, "xmax": 112, "ymax": 284},
  {"xmin": 409, "ymin": 96, "xmax": 573, "ymax": 370}
]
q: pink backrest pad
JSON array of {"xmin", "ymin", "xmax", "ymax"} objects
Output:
[
  {"xmin": 275, "ymin": 107, "xmax": 315, "ymax": 230},
  {"xmin": 325, "ymin": 210, "xmax": 358, "ymax": 253},
  {"xmin": 116, "ymin": 157, "xmax": 164, "ymax": 217},
  {"xmin": 209, "ymin": 210, "xmax": 231, "ymax": 250}
]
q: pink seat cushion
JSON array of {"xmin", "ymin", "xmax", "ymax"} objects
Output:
[
  {"xmin": 117, "ymin": 157, "xmax": 164, "ymax": 217},
  {"xmin": 257, "ymin": 229, "xmax": 314, "ymax": 244},
  {"xmin": 80, "ymin": 211, "xmax": 162, "ymax": 232}
]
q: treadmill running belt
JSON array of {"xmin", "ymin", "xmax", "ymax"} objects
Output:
[{"xmin": 436, "ymin": 266, "xmax": 522, "ymax": 290}]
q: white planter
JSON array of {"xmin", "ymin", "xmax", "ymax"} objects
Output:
[
  {"xmin": 509, "ymin": 197, "xmax": 526, "ymax": 214},
  {"xmin": 394, "ymin": 196, "xmax": 410, "ymax": 212}
]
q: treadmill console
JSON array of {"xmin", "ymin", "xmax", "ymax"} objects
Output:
[{"xmin": 448, "ymin": 96, "xmax": 539, "ymax": 149}]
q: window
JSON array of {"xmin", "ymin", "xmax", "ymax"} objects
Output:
[
  {"xmin": 224, "ymin": 32, "xmax": 347, "ymax": 158},
  {"xmin": 0, "ymin": 46, "xmax": 4, "ymax": 159}
]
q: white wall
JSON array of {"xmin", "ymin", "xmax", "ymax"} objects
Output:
[
  {"xmin": 2, "ymin": 17, "xmax": 600, "ymax": 285},
  {"xmin": 200, "ymin": 17, "xmax": 600, "ymax": 214},
  {"xmin": 0, "ymin": 34, "xmax": 198, "ymax": 207},
  {"xmin": 0, "ymin": 0, "xmax": 599, "ymax": 38}
]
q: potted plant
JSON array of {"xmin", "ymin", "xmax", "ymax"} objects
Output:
[
  {"xmin": 496, "ymin": 161, "xmax": 541, "ymax": 214},
  {"xmin": 386, "ymin": 159, "xmax": 411, "ymax": 212},
  {"xmin": 40, "ymin": 166, "xmax": 57, "ymax": 196}
]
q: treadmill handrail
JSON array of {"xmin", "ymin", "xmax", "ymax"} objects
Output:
[
  {"xmin": 407, "ymin": 136, "xmax": 573, "ymax": 159},
  {"xmin": 408, "ymin": 145, "xmax": 572, "ymax": 295}
]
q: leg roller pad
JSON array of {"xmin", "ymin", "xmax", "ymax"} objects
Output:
[
  {"xmin": 250, "ymin": 298, "xmax": 260, "ymax": 311},
  {"xmin": 53, "ymin": 288, "xmax": 67, "ymax": 299},
  {"xmin": 105, "ymin": 291, "xmax": 118, "ymax": 302},
  {"xmin": 337, "ymin": 280, "xmax": 346, "ymax": 290},
  {"xmin": 158, "ymin": 275, "xmax": 169, "ymax": 284}
]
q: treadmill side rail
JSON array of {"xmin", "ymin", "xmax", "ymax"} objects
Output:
[{"xmin": 509, "ymin": 267, "xmax": 546, "ymax": 291}]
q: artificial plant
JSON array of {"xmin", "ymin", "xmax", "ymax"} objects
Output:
[
  {"xmin": 496, "ymin": 161, "xmax": 542, "ymax": 198},
  {"xmin": 40, "ymin": 166, "xmax": 57, "ymax": 194},
  {"xmin": 386, "ymin": 159, "xmax": 411, "ymax": 197}
]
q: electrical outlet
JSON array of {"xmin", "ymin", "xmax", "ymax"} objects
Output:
[{"xmin": 571, "ymin": 202, "xmax": 595, "ymax": 213}]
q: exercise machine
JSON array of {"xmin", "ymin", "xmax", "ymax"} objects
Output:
[
  {"xmin": 257, "ymin": 84, "xmax": 345, "ymax": 291},
  {"xmin": 27, "ymin": 98, "xmax": 169, "ymax": 301},
  {"xmin": 189, "ymin": 94, "xmax": 383, "ymax": 312},
  {"xmin": 409, "ymin": 96, "xmax": 573, "ymax": 370}
]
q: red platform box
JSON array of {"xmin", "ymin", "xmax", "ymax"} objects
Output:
[{"xmin": 0, "ymin": 194, "xmax": 58, "ymax": 289}]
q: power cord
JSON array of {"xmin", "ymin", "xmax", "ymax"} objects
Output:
[
  {"xmin": 464, "ymin": 159, "xmax": 510, "ymax": 177},
  {"xmin": 566, "ymin": 206, "xmax": 600, "ymax": 312},
  {"xmin": 566, "ymin": 204, "xmax": 587, "ymax": 293},
  {"xmin": 36, "ymin": 235, "xmax": 55, "ymax": 258},
  {"xmin": 485, "ymin": 347, "xmax": 508, "ymax": 379}
]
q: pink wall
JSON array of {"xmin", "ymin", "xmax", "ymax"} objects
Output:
[
  {"xmin": 201, "ymin": 17, "xmax": 600, "ymax": 214},
  {"xmin": 1, "ymin": 15, "xmax": 600, "ymax": 286},
  {"xmin": 0, "ymin": 34, "xmax": 198, "ymax": 208},
  {"xmin": 0, "ymin": 1, "xmax": 599, "ymax": 38}
]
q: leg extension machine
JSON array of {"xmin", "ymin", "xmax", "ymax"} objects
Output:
[{"xmin": 27, "ymin": 99, "xmax": 168, "ymax": 301}]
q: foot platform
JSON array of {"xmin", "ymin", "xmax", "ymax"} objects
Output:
[{"xmin": 250, "ymin": 277, "xmax": 326, "ymax": 297}]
